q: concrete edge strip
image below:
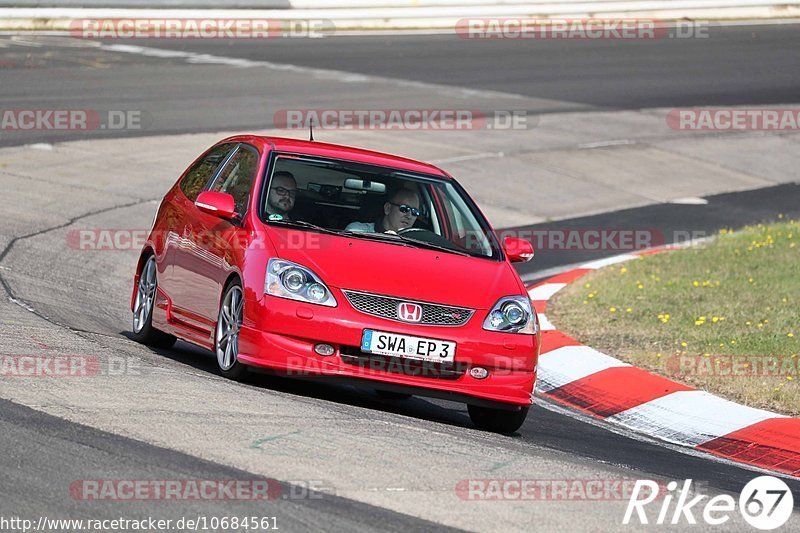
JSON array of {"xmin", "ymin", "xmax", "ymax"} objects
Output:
[{"xmin": 526, "ymin": 245, "xmax": 800, "ymax": 477}]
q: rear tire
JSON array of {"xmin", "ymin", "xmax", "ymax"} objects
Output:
[
  {"xmin": 131, "ymin": 255, "xmax": 177, "ymax": 349},
  {"xmin": 468, "ymin": 404, "xmax": 529, "ymax": 434},
  {"xmin": 215, "ymin": 280, "xmax": 249, "ymax": 381}
]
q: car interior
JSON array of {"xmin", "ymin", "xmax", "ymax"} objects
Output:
[
  {"xmin": 267, "ymin": 156, "xmax": 434, "ymax": 232},
  {"xmin": 262, "ymin": 155, "xmax": 496, "ymax": 258}
]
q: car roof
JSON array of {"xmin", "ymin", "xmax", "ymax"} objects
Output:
[{"xmin": 223, "ymin": 135, "xmax": 451, "ymax": 179}]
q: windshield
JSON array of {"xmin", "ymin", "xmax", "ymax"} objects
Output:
[{"xmin": 259, "ymin": 154, "xmax": 501, "ymax": 259}]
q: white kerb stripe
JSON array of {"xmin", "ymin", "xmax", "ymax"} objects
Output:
[
  {"xmin": 606, "ymin": 390, "xmax": 785, "ymax": 447},
  {"xmin": 528, "ymin": 283, "xmax": 566, "ymax": 301},
  {"xmin": 536, "ymin": 345, "xmax": 630, "ymax": 393},
  {"xmin": 580, "ymin": 254, "xmax": 639, "ymax": 270},
  {"xmin": 537, "ymin": 314, "xmax": 555, "ymax": 331}
]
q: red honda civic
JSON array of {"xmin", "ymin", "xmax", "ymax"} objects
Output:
[{"xmin": 131, "ymin": 135, "xmax": 539, "ymax": 433}]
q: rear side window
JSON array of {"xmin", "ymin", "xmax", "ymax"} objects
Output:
[
  {"xmin": 209, "ymin": 145, "xmax": 260, "ymax": 215},
  {"xmin": 179, "ymin": 143, "xmax": 236, "ymax": 201}
]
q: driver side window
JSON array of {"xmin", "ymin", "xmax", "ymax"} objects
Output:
[
  {"xmin": 179, "ymin": 143, "xmax": 236, "ymax": 202},
  {"xmin": 208, "ymin": 145, "xmax": 260, "ymax": 215}
]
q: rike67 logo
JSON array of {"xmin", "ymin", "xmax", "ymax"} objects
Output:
[{"xmin": 624, "ymin": 477, "xmax": 794, "ymax": 529}]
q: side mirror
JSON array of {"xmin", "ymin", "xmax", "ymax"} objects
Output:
[
  {"xmin": 503, "ymin": 236, "xmax": 534, "ymax": 263},
  {"xmin": 195, "ymin": 191, "xmax": 237, "ymax": 219}
]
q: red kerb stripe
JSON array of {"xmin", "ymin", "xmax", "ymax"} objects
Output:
[
  {"xmin": 538, "ymin": 330, "xmax": 581, "ymax": 355},
  {"xmin": 697, "ymin": 418, "xmax": 800, "ymax": 477},
  {"xmin": 543, "ymin": 366, "xmax": 694, "ymax": 418}
]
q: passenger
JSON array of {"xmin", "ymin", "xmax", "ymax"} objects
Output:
[
  {"xmin": 266, "ymin": 171, "xmax": 297, "ymax": 220},
  {"xmin": 346, "ymin": 188, "xmax": 421, "ymax": 233}
]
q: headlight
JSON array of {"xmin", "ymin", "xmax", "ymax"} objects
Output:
[
  {"xmin": 483, "ymin": 296, "xmax": 537, "ymax": 334},
  {"xmin": 282, "ymin": 268, "xmax": 306, "ymax": 292},
  {"xmin": 265, "ymin": 258, "xmax": 337, "ymax": 307}
]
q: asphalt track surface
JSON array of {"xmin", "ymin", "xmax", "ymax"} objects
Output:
[
  {"xmin": 1, "ymin": 26, "xmax": 800, "ymax": 531},
  {"xmin": 122, "ymin": 25, "xmax": 800, "ymax": 108},
  {"xmin": 0, "ymin": 399, "xmax": 459, "ymax": 532},
  {"xmin": 1, "ymin": 23, "xmax": 799, "ymax": 146}
]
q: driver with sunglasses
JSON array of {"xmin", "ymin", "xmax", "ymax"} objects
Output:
[{"xmin": 346, "ymin": 188, "xmax": 421, "ymax": 234}]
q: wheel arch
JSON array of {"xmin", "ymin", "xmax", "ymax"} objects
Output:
[
  {"xmin": 131, "ymin": 247, "xmax": 156, "ymax": 312},
  {"xmin": 219, "ymin": 272, "xmax": 244, "ymax": 309},
  {"xmin": 136, "ymin": 247, "xmax": 156, "ymax": 274}
]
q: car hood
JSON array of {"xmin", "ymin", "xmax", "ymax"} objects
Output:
[{"xmin": 266, "ymin": 228, "xmax": 522, "ymax": 310}]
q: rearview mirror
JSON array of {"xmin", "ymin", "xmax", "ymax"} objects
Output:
[
  {"xmin": 344, "ymin": 178, "xmax": 386, "ymax": 193},
  {"xmin": 195, "ymin": 191, "xmax": 237, "ymax": 219},
  {"xmin": 503, "ymin": 236, "xmax": 534, "ymax": 263}
]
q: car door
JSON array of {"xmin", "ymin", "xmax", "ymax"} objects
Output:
[
  {"xmin": 164, "ymin": 142, "xmax": 237, "ymax": 329},
  {"xmin": 180, "ymin": 143, "xmax": 260, "ymax": 330}
]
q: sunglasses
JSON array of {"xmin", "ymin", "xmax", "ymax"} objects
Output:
[
  {"xmin": 272, "ymin": 186, "xmax": 297, "ymax": 198},
  {"xmin": 390, "ymin": 203, "xmax": 421, "ymax": 217}
]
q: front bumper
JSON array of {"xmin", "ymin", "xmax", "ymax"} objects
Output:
[{"xmin": 237, "ymin": 291, "xmax": 538, "ymax": 408}]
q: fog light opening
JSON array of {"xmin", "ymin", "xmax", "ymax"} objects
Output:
[
  {"xmin": 469, "ymin": 367, "xmax": 489, "ymax": 380},
  {"xmin": 314, "ymin": 343, "xmax": 335, "ymax": 356}
]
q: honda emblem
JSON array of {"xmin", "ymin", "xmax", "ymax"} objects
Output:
[{"xmin": 397, "ymin": 302, "xmax": 423, "ymax": 322}]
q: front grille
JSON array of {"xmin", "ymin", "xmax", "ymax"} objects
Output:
[
  {"xmin": 339, "ymin": 345, "xmax": 466, "ymax": 380},
  {"xmin": 342, "ymin": 290, "xmax": 474, "ymax": 326}
]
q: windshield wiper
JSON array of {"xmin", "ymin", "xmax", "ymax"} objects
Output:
[
  {"xmin": 346, "ymin": 228, "xmax": 471, "ymax": 257},
  {"xmin": 394, "ymin": 235, "xmax": 471, "ymax": 257},
  {"xmin": 338, "ymin": 230, "xmax": 416, "ymax": 248}
]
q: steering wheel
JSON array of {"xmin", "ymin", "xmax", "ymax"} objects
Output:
[{"xmin": 397, "ymin": 227, "xmax": 427, "ymax": 236}]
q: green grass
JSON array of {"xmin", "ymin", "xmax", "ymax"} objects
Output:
[{"xmin": 548, "ymin": 219, "xmax": 800, "ymax": 416}]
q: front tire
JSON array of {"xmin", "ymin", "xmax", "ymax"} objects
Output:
[
  {"xmin": 468, "ymin": 404, "xmax": 529, "ymax": 434},
  {"xmin": 131, "ymin": 255, "xmax": 176, "ymax": 349},
  {"xmin": 216, "ymin": 280, "xmax": 248, "ymax": 380}
]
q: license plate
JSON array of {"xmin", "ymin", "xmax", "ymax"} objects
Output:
[{"xmin": 361, "ymin": 330, "xmax": 456, "ymax": 363}]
